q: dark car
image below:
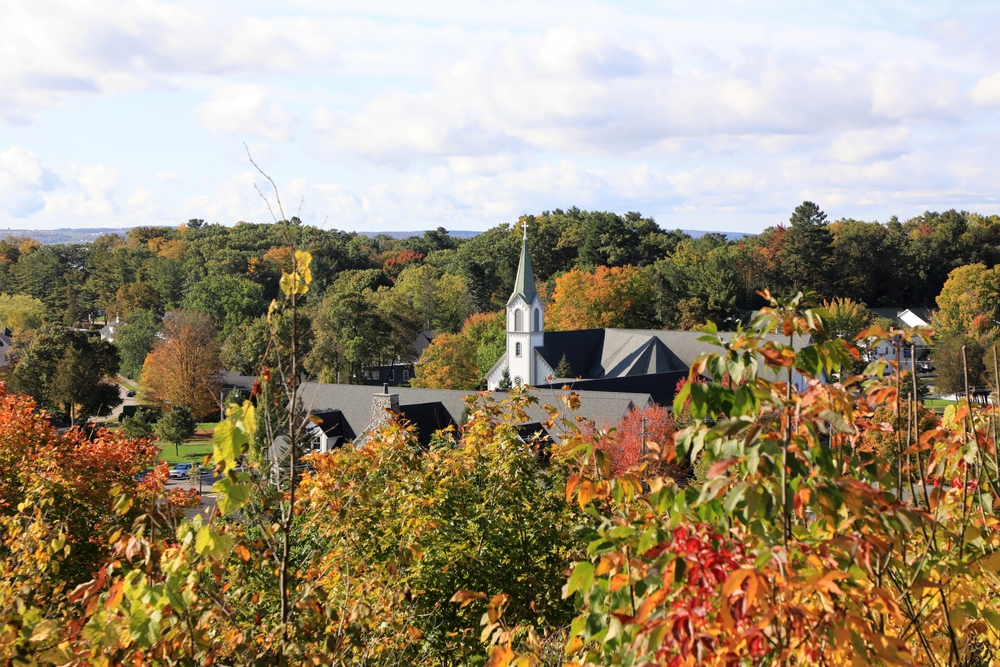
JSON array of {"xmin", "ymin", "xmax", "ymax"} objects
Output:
[{"xmin": 125, "ymin": 390, "xmax": 136, "ymax": 397}]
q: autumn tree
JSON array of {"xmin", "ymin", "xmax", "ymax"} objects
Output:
[
  {"xmin": 934, "ymin": 263, "xmax": 1000, "ymax": 335},
  {"xmin": 140, "ymin": 310, "xmax": 222, "ymax": 420},
  {"xmin": 547, "ymin": 266, "xmax": 656, "ymax": 331},
  {"xmin": 411, "ymin": 333, "xmax": 480, "ymax": 390},
  {"xmin": 112, "ymin": 281, "xmax": 163, "ymax": 319},
  {"xmin": 460, "ymin": 311, "xmax": 506, "ymax": 377}
]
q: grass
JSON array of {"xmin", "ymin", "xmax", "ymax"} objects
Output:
[
  {"xmin": 924, "ymin": 398, "xmax": 957, "ymax": 408},
  {"xmin": 154, "ymin": 423, "xmax": 218, "ymax": 466}
]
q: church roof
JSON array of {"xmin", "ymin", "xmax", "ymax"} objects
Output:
[
  {"xmin": 508, "ymin": 227, "xmax": 537, "ymax": 306},
  {"xmin": 535, "ymin": 328, "xmax": 811, "ymax": 382}
]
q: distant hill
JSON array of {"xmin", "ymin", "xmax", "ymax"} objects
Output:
[
  {"xmin": 3, "ymin": 227, "xmax": 748, "ymax": 245},
  {"xmin": 0, "ymin": 228, "xmax": 142, "ymax": 244}
]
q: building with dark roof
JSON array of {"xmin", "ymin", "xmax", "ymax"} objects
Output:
[
  {"xmin": 298, "ymin": 382, "xmax": 653, "ymax": 449},
  {"xmin": 485, "ymin": 224, "xmax": 811, "ymax": 399}
]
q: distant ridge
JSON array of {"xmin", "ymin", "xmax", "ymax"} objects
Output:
[{"xmin": 2, "ymin": 227, "xmax": 750, "ymax": 245}]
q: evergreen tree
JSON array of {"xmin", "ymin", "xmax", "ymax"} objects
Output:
[
  {"xmin": 554, "ymin": 353, "xmax": 572, "ymax": 378},
  {"xmin": 782, "ymin": 201, "xmax": 834, "ymax": 296},
  {"xmin": 498, "ymin": 366, "xmax": 512, "ymax": 390}
]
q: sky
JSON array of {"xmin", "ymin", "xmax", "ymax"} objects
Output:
[{"xmin": 3, "ymin": 1, "xmax": 1000, "ymax": 234}]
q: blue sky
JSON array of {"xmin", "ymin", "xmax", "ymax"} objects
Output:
[{"xmin": 2, "ymin": 0, "xmax": 1000, "ymax": 233}]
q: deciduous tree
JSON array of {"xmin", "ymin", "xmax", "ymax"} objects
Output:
[
  {"xmin": 411, "ymin": 332, "xmax": 480, "ymax": 389},
  {"xmin": 140, "ymin": 310, "xmax": 222, "ymax": 419},
  {"xmin": 547, "ymin": 266, "xmax": 656, "ymax": 331}
]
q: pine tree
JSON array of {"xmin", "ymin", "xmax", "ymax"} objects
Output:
[
  {"xmin": 498, "ymin": 366, "xmax": 512, "ymax": 390},
  {"xmin": 554, "ymin": 353, "xmax": 572, "ymax": 378}
]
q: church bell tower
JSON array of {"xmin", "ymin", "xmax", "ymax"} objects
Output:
[{"xmin": 505, "ymin": 224, "xmax": 544, "ymax": 386}]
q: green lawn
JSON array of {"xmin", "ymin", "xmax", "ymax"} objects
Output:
[
  {"xmin": 154, "ymin": 424, "xmax": 218, "ymax": 466},
  {"xmin": 924, "ymin": 398, "xmax": 956, "ymax": 408}
]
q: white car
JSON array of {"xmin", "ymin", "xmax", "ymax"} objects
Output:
[{"xmin": 168, "ymin": 463, "xmax": 193, "ymax": 479}]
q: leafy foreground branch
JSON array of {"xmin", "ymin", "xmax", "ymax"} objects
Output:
[{"xmin": 5, "ymin": 282, "xmax": 1000, "ymax": 666}]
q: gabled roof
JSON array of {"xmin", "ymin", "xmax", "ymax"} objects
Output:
[
  {"xmin": 298, "ymin": 382, "xmax": 653, "ymax": 444},
  {"xmin": 507, "ymin": 229, "xmax": 537, "ymax": 306},
  {"xmin": 535, "ymin": 328, "xmax": 811, "ymax": 383}
]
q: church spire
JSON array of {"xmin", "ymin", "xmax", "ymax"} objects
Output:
[{"xmin": 508, "ymin": 222, "xmax": 537, "ymax": 305}]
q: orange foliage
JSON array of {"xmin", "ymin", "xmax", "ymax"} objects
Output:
[
  {"xmin": 140, "ymin": 310, "xmax": 222, "ymax": 420},
  {"xmin": 382, "ymin": 249, "xmax": 425, "ymax": 279},
  {"xmin": 0, "ymin": 383, "xmax": 162, "ymax": 579},
  {"xmin": 546, "ymin": 266, "xmax": 655, "ymax": 331},
  {"xmin": 411, "ymin": 332, "xmax": 480, "ymax": 390},
  {"xmin": 583, "ymin": 404, "xmax": 678, "ymax": 478}
]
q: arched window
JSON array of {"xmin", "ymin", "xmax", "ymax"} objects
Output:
[
  {"xmin": 514, "ymin": 309, "xmax": 523, "ymax": 332},
  {"xmin": 515, "ymin": 342, "xmax": 522, "ymax": 357},
  {"xmin": 533, "ymin": 308, "xmax": 540, "ymax": 332}
]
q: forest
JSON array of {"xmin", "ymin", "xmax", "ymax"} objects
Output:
[{"xmin": 0, "ymin": 203, "xmax": 998, "ymax": 410}]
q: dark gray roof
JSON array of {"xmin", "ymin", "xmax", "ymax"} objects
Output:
[
  {"xmin": 537, "ymin": 328, "xmax": 810, "ymax": 381},
  {"xmin": 298, "ymin": 382, "xmax": 652, "ymax": 443}
]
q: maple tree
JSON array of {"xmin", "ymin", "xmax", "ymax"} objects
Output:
[
  {"xmin": 547, "ymin": 266, "xmax": 656, "ymax": 331},
  {"xmin": 411, "ymin": 332, "xmax": 480, "ymax": 389},
  {"xmin": 139, "ymin": 309, "xmax": 222, "ymax": 420}
]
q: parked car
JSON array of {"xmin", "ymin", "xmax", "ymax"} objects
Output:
[
  {"xmin": 134, "ymin": 468, "xmax": 155, "ymax": 482},
  {"xmin": 168, "ymin": 463, "xmax": 193, "ymax": 479},
  {"xmin": 125, "ymin": 390, "xmax": 136, "ymax": 397}
]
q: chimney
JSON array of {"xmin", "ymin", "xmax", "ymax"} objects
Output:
[{"xmin": 370, "ymin": 387, "xmax": 400, "ymax": 432}]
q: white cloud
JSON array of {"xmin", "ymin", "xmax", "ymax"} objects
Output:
[
  {"xmin": 0, "ymin": 0, "xmax": 339, "ymax": 121},
  {"xmin": 829, "ymin": 127, "xmax": 911, "ymax": 163},
  {"xmin": 0, "ymin": 148, "xmax": 62, "ymax": 217},
  {"xmin": 969, "ymin": 71, "xmax": 1000, "ymax": 107},
  {"xmin": 312, "ymin": 26, "xmax": 971, "ymax": 167},
  {"xmin": 197, "ymin": 85, "xmax": 294, "ymax": 141},
  {"xmin": 156, "ymin": 171, "xmax": 181, "ymax": 182},
  {"xmin": 43, "ymin": 164, "xmax": 120, "ymax": 218}
]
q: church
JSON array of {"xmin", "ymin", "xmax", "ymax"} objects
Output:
[{"xmin": 485, "ymin": 225, "xmax": 809, "ymax": 404}]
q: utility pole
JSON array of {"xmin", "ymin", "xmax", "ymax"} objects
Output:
[{"xmin": 640, "ymin": 414, "xmax": 648, "ymax": 457}]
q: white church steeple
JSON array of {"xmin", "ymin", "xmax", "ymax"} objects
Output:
[{"xmin": 504, "ymin": 223, "xmax": 545, "ymax": 387}]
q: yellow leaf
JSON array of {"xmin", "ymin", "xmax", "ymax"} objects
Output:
[
  {"xmin": 486, "ymin": 647, "xmax": 514, "ymax": 667},
  {"xmin": 578, "ymin": 480, "xmax": 596, "ymax": 509},
  {"xmin": 564, "ymin": 636, "xmax": 584, "ymax": 655},
  {"xmin": 449, "ymin": 590, "xmax": 486, "ymax": 608}
]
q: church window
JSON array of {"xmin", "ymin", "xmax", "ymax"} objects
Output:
[
  {"xmin": 533, "ymin": 308, "xmax": 539, "ymax": 332},
  {"xmin": 514, "ymin": 309, "xmax": 522, "ymax": 332},
  {"xmin": 515, "ymin": 342, "xmax": 522, "ymax": 357}
]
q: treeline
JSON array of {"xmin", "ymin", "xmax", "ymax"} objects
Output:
[{"xmin": 1, "ymin": 204, "xmax": 1000, "ymax": 396}]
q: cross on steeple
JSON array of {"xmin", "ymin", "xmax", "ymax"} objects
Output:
[{"xmin": 522, "ymin": 221, "xmax": 528, "ymax": 240}]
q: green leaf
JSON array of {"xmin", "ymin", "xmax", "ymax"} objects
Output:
[
  {"xmin": 213, "ymin": 474, "xmax": 251, "ymax": 515},
  {"xmin": 195, "ymin": 525, "xmax": 233, "ymax": 559},
  {"xmin": 213, "ymin": 418, "xmax": 248, "ymax": 468},
  {"xmin": 565, "ymin": 561, "xmax": 595, "ymax": 599}
]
